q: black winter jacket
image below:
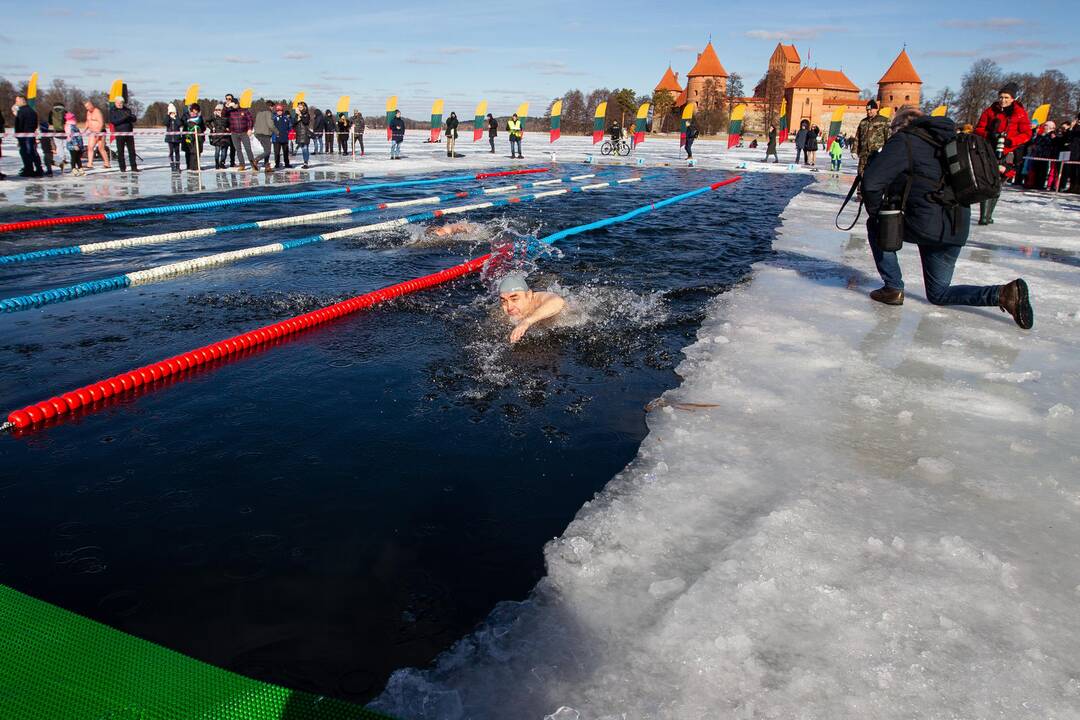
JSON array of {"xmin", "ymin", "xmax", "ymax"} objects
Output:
[
  {"xmin": 15, "ymin": 105, "xmax": 38, "ymax": 134},
  {"xmin": 390, "ymin": 117, "xmax": 405, "ymax": 142},
  {"xmin": 862, "ymin": 116, "xmax": 971, "ymax": 247},
  {"xmin": 488, "ymin": 118, "xmax": 497, "ymax": 137},
  {"xmin": 109, "ymin": 107, "xmax": 137, "ymax": 133}
]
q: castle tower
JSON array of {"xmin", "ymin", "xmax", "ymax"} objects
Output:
[
  {"xmin": 785, "ymin": 66, "xmax": 826, "ymax": 126},
  {"xmin": 769, "ymin": 43, "xmax": 801, "ymax": 87},
  {"xmin": 654, "ymin": 66, "xmax": 683, "ymax": 105},
  {"xmin": 878, "ymin": 49, "xmax": 922, "ymax": 114},
  {"xmin": 685, "ymin": 42, "xmax": 729, "ymax": 105}
]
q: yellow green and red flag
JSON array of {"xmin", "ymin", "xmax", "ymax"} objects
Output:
[
  {"xmin": 778, "ymin": 99, "xmax": 789, "ymax": 145},
  {"xmin": 336, "ymin": 96, "xmax": 350, "ymax": 114},
  {"xmin": 550, "ymin": 99, "xmax": 563, "ymax": 142},
  {"xmin": 634, "ymin": 102, "xmax": 649, "ymax": 144},
  {"xmin": 27, "ymin": 72, "xmax": 39, "ymax": 109},
  {"xmin": 184, "ymin": 84, "xmax": 200, "ymax": 107},
  {"xmin": 727, "ymin": 103, "xmax": 746, "ymax": 149},
  {"xmin": 473, "ymin": 100, "xmax": 487, "ymax": 142},
  {"xmin": 826, "ymin": 106, "xmax": 845, "ymax": 149},
  {"xmin": 1030, "ymin": 104, "xmax": 1050, "ymax": 127},
  {"xmin": 430, "ymin": 99, "xmax": 444, "ymax": 142},
  {"xmin": 592, "ymin": 101, "xmax": 607, "ymax": 144},
  {"xmin": 930, "ymin": 105, "xmax": 948, "ymax": 117}
]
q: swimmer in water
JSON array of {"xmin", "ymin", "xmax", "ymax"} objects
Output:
[
  {"xmin": 498, "ymin": 272, "xmax": 566, "ymax": 344},
  {"xmin": 425, "ymin": 220, "xmax": 478, "ymax": 239}
]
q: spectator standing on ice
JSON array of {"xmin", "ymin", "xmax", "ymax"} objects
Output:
[
  {"xmin": 83, "ymin": 100, "xmax": 109, "ymax": 170},
  {"xmin": 272, "ymin": 103, "xmax": 293, "ymax": 169},
  {"xmin": 389, "ymin": 109, "xmax": 405, "ymax": 159},
  {"xmin": 323, "ymin": 109, "xmax": 336, "ymax": 154},
  {"xmin": 804, "ymin": 125, "xmax": 819, "ymax": 166},
  {"xmin": 794, "ymin": 119, "xmax": 809, "ymax": 164},
  {"xmin": 38, "ymin": 121, "xmax": 56, "ymax": 176},
  {"xmin": 445, "ymin": 111, "xmax": 459, "ymax": 158},
  {"xmin": 210, "ymin": 104, "xmax": 232, "ymax": 169},
  {"xmin": 182, "ymin": 103, "xmax": 205, "ymax": 171},
  {"xmin": 1064, "ymin": 114, "xmax": 1080, "ymax": 194},
  {"xmin": 311, "ymin": 107, "xmax": 324, "ymax": 154},
  {"xmin": 164, "ymin": 103, "xmax": 183, "ymax": 171},
  {"xmin": 64, "ymin": 112, "xmax": 85, "ymax": 176},
  {"xmin": 828, "ymin": 136, "xmax": 843, "ymax": 172},
  {"xmin": 684, "ymin": 117, "xmax": 699, "ymax": 159},
  {"xmin": 507, "ymin": 113, "xmax": 523, "ymax": 158},
  {"xmin": 764, "ymin": 124, "xmax": 778, "ymax": 163},
  {"xmin": 974, "ymin": 82, "xmax": 1031, "ymax": 225},
  {"xmin": 853, "ymin": 99, "xmax": 889, "ymax": 176},
  {"xmin": 336, "ymin": 113, "xmax": 350, "ymax": 156},
  {"xmin": 293, "ymin": 101, "xmax": 312, "ymax": 168},
  {"xmin": 227, "ymin": 97, "xmax": 255, "ymax": 172},
  {"xmin": 0, "ymin": 109, "xmax": 6, "ymax": 180},
  {"xmin": 253, "ymin": 101, "xmax": 275, "ymax": 172},
  {"xmin": 861, "ymin": 108, "xmax": 1033, "ymax": 329},
  {"xmin": 487, "ymin": 113, "xmax": 497, "ymax": 153},
  {"xmin": 14, "ymin": 95, "xmax": 44, "ymax": 177},
  {"xmin": 109, "ymin": 96, "xmax": 138, "ymax": 172},
  {"xmin": 351, "ymin": 111, "xmax": 365, "ymax": 156},
  {"xmin": 49, "ymin": 103, "xmax": 66, "ymax": 172}
]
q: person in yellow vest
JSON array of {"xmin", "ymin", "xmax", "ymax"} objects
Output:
[{"xmin": 506, "ymin": 113, "xmax": 523, "ymax": 158}]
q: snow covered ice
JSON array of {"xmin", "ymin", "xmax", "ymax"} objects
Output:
[
  {"xmin": 4, "ymin": 132, "xmax": 1078, "ymax": 717},
  {"xmin": 369, "ymin": 142, "xmax": 1080, "ymax": 718}
]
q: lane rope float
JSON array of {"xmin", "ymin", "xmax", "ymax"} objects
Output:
[
  {"xmin": 3, "ymin": 176, "xmax": 742, "ymax": 434},
  {"xmin": 0, "ymin": 173, "xmax": 606, "ymax": 266},
  {"xmin": 0, "ymin": 167, "xmax": 550, "ymax": 235},
  {"xmin": 1, "ymin": 178, "xmax": 646, "ymax": 314}
]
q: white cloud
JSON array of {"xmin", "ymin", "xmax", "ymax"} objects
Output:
[
  {"xmin": 941, "ymin": 17, "xmax": 1027, "ymax": 29},
  {"xmin": 1051, "ymin": 55, "xmax": 1080, "ymax": 66},
  {"xmin": 745, "ymin": 26, "xmax": 844, "ymax": 41},
  {"xmin": 224, "ymin": 56, "xmax": 259, "ymax": 64},
  {"xmin": 283, "ymin": 51, "xmax": 310, "ymax": 60},
  {"xmin": 922, "ymin": 50, "xmax": 979, "ymax": 58},
  {"xmin": 437, "ymin": 47, "xmax": 478, "ymax": 55}
]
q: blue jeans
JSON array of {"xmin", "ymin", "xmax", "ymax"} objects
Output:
[
  {"xmin": 509, "ymin": 137, "xmax": 521, "ymax": 156},
  {"xmin": 18, "ymin": 137, "xmax": 43, "ymax": 174},
  {"xmin": 313, "ymin": 135, "xmax": 322, "ymax": 153},
  {"xmin": 215, "ymin": 145, "xmax": 229, "ymax": 167},
  {"xmin": 869, "ymin": 236, "xmax": 1000, "ymax": 306},
  {"xmin": 390, "ymin": 140, "xmax": 401, "ymax": 158},
  {"xmin": 298, "ymin": 144, "xmax": 310, "ymax": 164}
]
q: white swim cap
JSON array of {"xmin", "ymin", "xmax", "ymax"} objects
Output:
[{"xmin": 498, "ymin": 272, "xmax": 530, "ymax": 294}]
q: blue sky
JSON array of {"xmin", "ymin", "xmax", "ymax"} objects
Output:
[{"xmin": 2, "ymin": 1, "xmax": 1077, "ymax": 116}]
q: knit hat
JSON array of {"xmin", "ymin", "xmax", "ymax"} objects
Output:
[
  {"xmin": 865, "ymin": 99, "xmax": 878, "ymax": 109},
  {"xmin": 168, "ymin": 103, "xmax": 176, "ymax": 114},
  {"xmin": 275, "ymin": 103, "xmax": 285, "ymax": 111},
  {"xmin": 998, "ymin": 82, "xmax": 1020, "ymax": 98}
]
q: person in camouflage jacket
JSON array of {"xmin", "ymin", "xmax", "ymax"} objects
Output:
[{"xmin": 854, "ymin": 99, "xmax": 890, "ymax": 176}]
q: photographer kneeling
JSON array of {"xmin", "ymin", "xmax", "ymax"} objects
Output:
[{"xmin": 862, "ymin": 108, "xmax": 1033, "ymax": 329}]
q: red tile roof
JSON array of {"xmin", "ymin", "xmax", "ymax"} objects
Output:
[
  {"xmin": 687, "ymin": 42, "xmax": 729, "ymax": 78},
  {"xmin": 879, "ymin": 49, "xmax": 922, "ymax": 84},
  {"xmin": 816, "ymin": 69, "xmax": 860, "ymax": 93},
  {"xmin": 787, "ymin": 66, "xmax": 824, "ymax": 89},
  {"xmin": 780, "ymin": 44, "xmax": 800, "ymax": 63},
  {"xmin": 655, "ymin": 66, "xmax": 683, "ymax": 93}
]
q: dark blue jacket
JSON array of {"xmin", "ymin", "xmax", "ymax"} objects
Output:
[
  {"xmin": 862, "ymin": 116, "xmax": 971, "ymax": 247},
  {"xmin": 390, "ymin": 117, "xmax": 405, "ymax": 142},
  {"xmin": 272, "ymin": 112, "xmax": 293, "ymax": 143}
]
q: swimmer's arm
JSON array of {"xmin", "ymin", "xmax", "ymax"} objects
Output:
[{"xmin": 510, "ymin": 294, "xmax": 566, "ymax": 343}]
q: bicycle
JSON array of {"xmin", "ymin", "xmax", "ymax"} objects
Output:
[{"xmin": 600, "ymin": 137, "xmax": 631, "ymax": 156}]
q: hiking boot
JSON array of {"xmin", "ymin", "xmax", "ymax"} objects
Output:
[
  {"xmin": 870, "ymin": 287, "xmax": 904, "ymax": 305},
  {"xmin": 998, "ymin": 278, "xmax": 1033, "ymax": 329}
]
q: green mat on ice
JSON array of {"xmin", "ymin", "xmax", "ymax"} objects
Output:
[{"xmin": 0, "ymin": 584, "xmax": 397, "ymax": 720}]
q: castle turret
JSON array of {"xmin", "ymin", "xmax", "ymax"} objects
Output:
[
  {"xmin": 878, "ymin": 49, "xmax": 922, "ymax": 114},
  {"xmin": 685, "ymin": 42, "xmax": 729, "ymax": 105}
]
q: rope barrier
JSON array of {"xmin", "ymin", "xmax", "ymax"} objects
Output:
[
  {"xmin": 0, "ymin": 178, "xmax": 644, "ymax": 313},
  {"xmin": 0, "ymin": 173, "xmax": 604, "ymax": 266},
  {"xmin": 0, "ymin": 168, "xmax": 551, "ymax": 234},
  {"xmin": 1, "ymin": 175, "xmax": 741, "ymax": 433}
]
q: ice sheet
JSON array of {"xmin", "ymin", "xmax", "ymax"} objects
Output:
[{"xmin": 372, "ymin": 153, "xmax": 1080, "ymax": 718}]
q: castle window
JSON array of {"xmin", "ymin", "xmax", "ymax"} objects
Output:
[
  {"xmin": 905, "ymin": 95, "xmax": 910, "ymax": 101},
  {"xmin": 890, "ymin": 95, "xmax": 894, "ymax": 102}
]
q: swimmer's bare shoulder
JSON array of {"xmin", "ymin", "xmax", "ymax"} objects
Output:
[{"xmin": 510, "ymin": 291, "xmax": 566, "ymax": 343}]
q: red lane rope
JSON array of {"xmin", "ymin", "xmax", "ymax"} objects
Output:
[
  {"xmin": 4, "ymin": 253, "xmax": 493, "ymax": 432},
  {"xmin": 0, "ymin": 213, "xmax": 108, "ymax": 234},
  {"xmin": 474, "ymin": 168, "xmax": 549, "ymax": 180}
]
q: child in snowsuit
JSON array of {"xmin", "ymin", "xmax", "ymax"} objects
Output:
[{"xmin": 829, "ymin": 138, "xmax": 843, "ymax": 172}]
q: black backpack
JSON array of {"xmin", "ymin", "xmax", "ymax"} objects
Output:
[{"xmin": 906, "ymin": 128, "xmax": 1001, "ymax": 207}]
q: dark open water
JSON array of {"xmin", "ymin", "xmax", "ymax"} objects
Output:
[{"xmin": 0, "ymin": 166, "xmax": 808, "ymax": 703}]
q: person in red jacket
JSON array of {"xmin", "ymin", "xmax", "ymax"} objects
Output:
[{"xmin": 973, "ymin": 82, "xmax": 1031, "ymax": 225}]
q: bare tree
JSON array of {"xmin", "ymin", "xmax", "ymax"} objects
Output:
[
  {"xmin": 956, "ymin": 59, "xmax": 1002, "ymax": 125},
  {"xmin": 651, "ymin": 90, "xmax": 674, "ymax": 133}
]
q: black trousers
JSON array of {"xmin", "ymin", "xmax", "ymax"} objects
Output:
[
  {"xmin": 325, "ymin": 131, "xmax": 334, "ymax": 153},
  {"xmin": 489, "ymin": 136, "xmax": 495, "ymax": 152},
  {"xmin": 273, "ymin": 142, "xmax": 291, "ymax": 167},
  {"xmin": 354, "ymin": 134, "xmax": 364, "ymax": 154},
  {"xmin": 115, "ymin": 136, "xmax": 137, "ymax": 170}
]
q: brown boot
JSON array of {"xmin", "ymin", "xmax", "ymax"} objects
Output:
[
  {"xmin": 998, "ymin": 278, "xmax": 1033, "ymax": 329},
  {"xmin": 870, "ymin": 287, "xmax": 904, "ymax": 305}
]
